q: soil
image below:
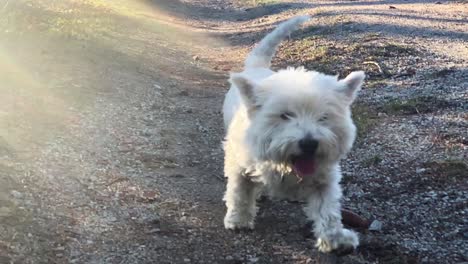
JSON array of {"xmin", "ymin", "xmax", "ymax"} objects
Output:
[{"xmin": 0, "ymin": 0, "xmax": 466, "ymax": 263}]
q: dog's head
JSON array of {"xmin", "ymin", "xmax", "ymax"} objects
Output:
[{"xmin": 230, "ymin": 68, "xmax": 365, "ymax": 177}]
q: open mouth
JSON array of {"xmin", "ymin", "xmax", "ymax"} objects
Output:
[{"xmin": 291, "ymin": 155, "xmax": 316, "ymax": 179}]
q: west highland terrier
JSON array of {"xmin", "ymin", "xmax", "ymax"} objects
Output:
[{"xmin": 222, "ymin": 15, "xmax": 365, "ymax": 254}]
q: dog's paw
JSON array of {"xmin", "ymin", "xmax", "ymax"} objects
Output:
[
  {"xmin": 224, "ymin": 212, "xmax": 255, "ymax": 230},
  {"xmin": 316, "ymin": 228, "xmax": 359, "ymax": 255}
]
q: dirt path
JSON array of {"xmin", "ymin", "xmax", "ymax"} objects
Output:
[{"xmin": 0, "ymin": 0, "xmax": 466, "ymax": 264}]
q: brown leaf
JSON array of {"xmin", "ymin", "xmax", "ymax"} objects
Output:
[{"xmin": 341, "ymin": 208, "xmax": 370, "ymax": 228}]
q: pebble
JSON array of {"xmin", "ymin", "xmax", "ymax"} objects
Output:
[
  {"xmin": 369, "ymin": 220, "xmax": 383, "ymax": 231},
  {"xmin": 248, "ymin": 257, "xmax": 259, "ymax": 263},
  {"xmin": 146, "ymin": 228, "xmax": 161, "ymax": 234},
  {"xmin": 416, "ymin": 168, "xmax": 426, "ymax": 173},
  {"xmin": 10, "ymin": 190, "xmax": 23, "ymax": 199}
]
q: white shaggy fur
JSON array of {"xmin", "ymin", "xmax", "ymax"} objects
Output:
[{"xmin": 222, "ymin": 16, "xmax": 365, "ymax": 254}]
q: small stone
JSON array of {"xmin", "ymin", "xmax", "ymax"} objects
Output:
[
  {"xmin": 10, "ymin": 190, "xmax": 23, "ymax": 199},
  {"xmin": 146, "ymin": 228, "xmax": 161, "ymax": 234},
  {"xmin": 416, "ymin": 168, "xmax": 426, "ymax": 173},
  {"xmin": 369, "ymin": 220, "xmax": 383, "ymax": 231},
  {"xmin": 183, "ymin": 258, "xmax": 191, "ymax": 262},
  {"xmin": 225, "ymin": 255, "xmax": 234, "ymax": 260},
  {"xmin": 463, "ymin": 232, "xmax": 468, "ymax": 239},
  {"xmin": 192, "ymin": 55, "xmax": 199, "ymax": 61},
  {"xmin": 248, "ymin": 257, "xmax": 259, "ymax": 263}
]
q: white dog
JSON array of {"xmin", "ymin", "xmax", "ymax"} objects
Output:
[{"xmin": 222, "ymin": 15, "xmax": 365, "ymax": 254}]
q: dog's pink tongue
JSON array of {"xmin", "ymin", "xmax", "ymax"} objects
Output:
[{"xmin": 293, "ymin": 158, "xmax": 316, "ymax": 177}]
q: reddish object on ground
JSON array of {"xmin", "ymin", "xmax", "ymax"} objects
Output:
[{"xmin": 341, "ymin": 208, "xmax": 371, "ymax": 228}]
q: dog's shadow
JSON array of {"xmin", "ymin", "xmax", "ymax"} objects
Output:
[
  {"xmin": 245, "ymin": 197, "xmax": 358, "ymax": 262},
  {"xmin": 252, "ymin": 197, "xmax": 313, "ymax": 237}
]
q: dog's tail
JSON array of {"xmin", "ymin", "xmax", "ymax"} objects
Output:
[{"xmin": 244, "ymin": 15, "xmax": 310, "ymax": 69}]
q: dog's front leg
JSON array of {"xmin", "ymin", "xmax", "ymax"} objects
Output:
[
  {"xmin": 223, "ymin": 171, "xmax": 261, "ymax": 230},
  {"xmin": 304, "ymin": 181, "xmax": 358, "ymax": 254}
]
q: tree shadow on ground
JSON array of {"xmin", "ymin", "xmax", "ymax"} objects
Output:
[
  {"xmin": 217, "ymin": 19, "xmax": 467, "ymax": 48},
  {"xmin": 315, "ymin": 10, "xmax": 468, "ymax": 24},
  {"xmin": 144, "ymin": 0, "xmax": 312, "ymax": 22},
  {"xmin": 311, "ymin": 0, "xmax": 457, "ymax": 7}
]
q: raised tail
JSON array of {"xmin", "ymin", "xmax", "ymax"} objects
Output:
[{"xmin": 244, "ymin": 15, "xmax": 310, "ymax": 69}]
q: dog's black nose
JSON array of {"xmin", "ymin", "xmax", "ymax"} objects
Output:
[{"xmin": 299, "ymin": 138, "xmax": 319, "ymax": 155}]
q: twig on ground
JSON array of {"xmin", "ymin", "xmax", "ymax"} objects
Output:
[
  {"xmin": 363, "ymin": 61, "xmax": 388, "ymax": 76},
  {"xmin": 214, "ymin": 174, "xmax": 225, "ymax": 181},
  {"xmin": 104, "ymin": 177, "xmax": 129, "ymax": 187}
]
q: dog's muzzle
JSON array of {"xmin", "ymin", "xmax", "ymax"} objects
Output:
[
  {"xmin": 298, "ymin": 137, "xmax": 319, "ymax": 155},
  {"xmin": 291, "ymin": 137, "xmax": 319, "ymax": 179}
]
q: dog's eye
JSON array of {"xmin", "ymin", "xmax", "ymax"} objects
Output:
[
  {"xmin": 280, "ymin": 112, "xmax": 295, "ymax": 120},
  {"xmin": 318, "ymin": 114, "xmax": 328, "ymax": 122}
]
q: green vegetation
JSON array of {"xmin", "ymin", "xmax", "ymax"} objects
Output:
[
  {"xmin": 351, "ymin": 103, "xmax": 379, "ymax": 140},
  {"xmin": 362, "ymin": 155, "xmax": 383, "ymax": 167},
  {"xmin": 424, "ymin": 159, "xmax": 467, "ymax": 183},
  {"xmin": 277, "ymin": 37, "xmax": 418, "ymax": 80},
  {"xmin": 380, "ymin": 96, "xmax": 452, "ymax": 115},
  {"xmin": 241, "ymin": 0, "xmax": 280, "ymax": 6}
]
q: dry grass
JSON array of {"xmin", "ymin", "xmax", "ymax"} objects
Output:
[{"xmin": 276, "ymin": 37, "xmax": 418, "ymax": 80}]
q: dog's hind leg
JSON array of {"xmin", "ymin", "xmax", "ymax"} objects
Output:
[
  {"xmin": 223, "ymin": 170, "xmax": 262, "ymax": 230},
  {"xmin": 303, "ymin": 180, "xmax": 359, "ymax": 255}
]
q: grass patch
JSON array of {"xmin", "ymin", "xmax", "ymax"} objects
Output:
[
  {"xmin": 427, "ymin": 68, "xmax": 456, "ymax": 79},
  {"xmin": 240, "ymin": 0, "xmax": 280, "ymax": 6},
  {"xmin": 347, "ymin": 42, "xmax": 417, "ymax": 60},
  {"xmin": 0, "ymin": 0, "xmax": 121, "ymax": 41},
  {"xmin": 422, "ymin": 159, "xmax": 467, "ymax": 185},
  {"xmin": 362, "ymin": 155, "xmax": 383, "ymax": 167},
  {"xmin": 47, "ymin": 15, "xmax": 117, "ymax": 40},
  {"xmin": 380, "ymin": 96, "xmax": 453, "ymax": 115},
  {"xmin": 352, "ymin": 103, "xmax": 379, "ymax": 140},
  {"xmin": 366, "ymin": 80, "xmax": 387, "ymax": 89},
  {"xmin": 276, "ymin": 38, "xmax": 419, "ymax": 80}
]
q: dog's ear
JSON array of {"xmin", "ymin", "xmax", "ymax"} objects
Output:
[
  {"xmin": 229, "ymin": 73, "xmax": 257, "ymax": 107},
  {"xmin": 338, "ymin": 71, "xmax": 365, "ymax": 103}
]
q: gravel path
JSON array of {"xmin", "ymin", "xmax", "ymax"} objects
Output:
[{"xmin": 0, "ymin": 0, "xmax": 466, "ymax": 263}]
